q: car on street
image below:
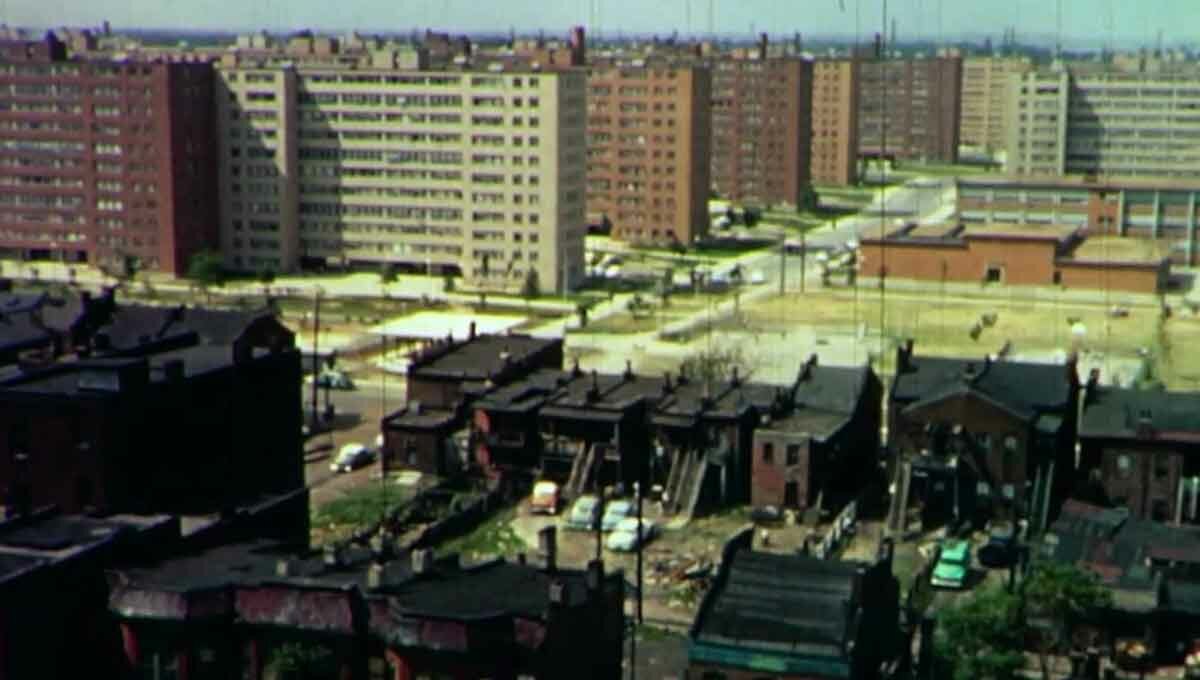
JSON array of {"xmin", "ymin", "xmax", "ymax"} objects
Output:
[
  {"xmin": 606, "ymin": 518, "xmax": 659, "ymax": 552},
  {"xmin": 330, "ymin": 442, "xmax": 373, "ymax": 473},
  {"xmin": 529, "ymin": 480, "xmax": 561, "ymax": 515},
  {"xmin": 930, "ymin": 539, "xmax": 971, "ymax": 589},
  {"xmin": 601, "ymin": 499, "xmax": 634, "ymax": 532},
  {"xmin": 316, "ymin": 370, "xmax": 355, "ymax": 390},
  {"xmin": 565, "ymin": 494, "xmax": 601, "ymax": 531},
  {"xmin": 978, "ymin": 522, "xmax": 1019, "ymax": 568}
]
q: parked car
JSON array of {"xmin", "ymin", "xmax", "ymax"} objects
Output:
[
  {"xmin": 565, "ymin": 494, "xmax": 601, "ymax": 531},
  {"xmin": 978, "ymin": 522, "xmax": 1018, "ymax": 568},
  {"xmin": 330, "ymin": 442, "xmax": 373, "ymax": 473},
  {"xmin": 316, "ymin": 370, "xmax": 355, "ymax": 390},
  {"xmin": 606, "ymin": 518, "xmax": 659, "ymax": 552},
  {"xmin": 529, "ymin": 480, "xmax": 561, "ymax": 515},
  {"xmin": 600, "ymin": 499, "xmax": 634, "ymax": 532},
  {"xmin": 930, "ymin": 540, "xmax": 971, "ymax": 589}
]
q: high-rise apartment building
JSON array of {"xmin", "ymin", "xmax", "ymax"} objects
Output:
[
  {"xmin": 215, "ymin": 59, "xmax": 588, "ymax": 293},
  {"xmin": 857, "ymin": 55, "xmax": 962, "ymax": 162},
  {"xmin": 811, "ymin": 59, "xmax": 859, "ymax": 186},
  {"xmin": 0, "ymin": 33, "xmax": 218, "ymax": 276},
  {"xmin": 1007, "ymin": 70, "xmax": 1200, "ymax": 180},
  {"xmin": 585, "ymin": 64, "xmax": 711, "ymax": 244},
  {"xmin": 710, "ymin": 53, "xmax": 813, "ymax": 207},
  {"xmin": 959, "ymin": 56, "xmax": 1032, "ymax": 153}
]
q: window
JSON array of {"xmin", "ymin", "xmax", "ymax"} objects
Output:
[
  {"xmin": 1116, "ymin": 453, "xmax": 1133, "ymax": 479},
  {"xmin": 1155, "ymin": 453, "xmax": 1171, "ymax": 480},
  {"xmin": 762, "ymin": 443, "xmax": 774, "ymax": 463},
  {"xmin": 786, "ymin": 444, "xmax": 800, "ymax": 465}
]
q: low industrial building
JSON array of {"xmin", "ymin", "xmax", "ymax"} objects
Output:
[
  {"xmin": 957, "ymin": 176, "xmax": 1200, "ymax": 265},
  {"xmin": 859, "ymin": 222, "xmax": 1170, "ymax": 294}
]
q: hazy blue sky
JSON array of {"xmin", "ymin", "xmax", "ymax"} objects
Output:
[{"xmin": 5, "ymin": 0, "xmax": 1200, "ymax": 46}]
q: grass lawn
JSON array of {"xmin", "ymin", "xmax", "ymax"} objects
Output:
[
  {"xmin": 312, "ymin": 483, "xmax": 414, "ymax": 537},
  {"xmin": 436, "ymin": 506, "xmax": 526, "ymax": 560}
]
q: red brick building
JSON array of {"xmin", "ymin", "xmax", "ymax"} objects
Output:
[
  {"xmin": 857, "ymin": 55, "xmax": 961, "ymax": 163},
  {"xmin": 0, "ymin": 32, "xmax": 218, "ymax": 276},
  {"xmin": 710, "ymin": 46, "xmax": 814, "ymax": 207},
  {"xmin": 859, "ymin": 222, "xmax": 1170, "ymax": 294},
  {"xmin": 585, "ymin": 62, "xmax": 712, "ymax": 244}
]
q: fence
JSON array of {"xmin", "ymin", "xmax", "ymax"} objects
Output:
[{"xmin": 813, "ymin": 499, "xmax": 859, "ymax": 560}]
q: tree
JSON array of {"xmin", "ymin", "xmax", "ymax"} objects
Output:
[
  {"xmin": 799, "ymin": 186, "xmax": 820, "ymax": 212},
  {"xmin": 743, "ymin": 207, "xmax": 760, "ymax": 228},
  {"xmin": 576, "ymin": 301, "xmax": 591, "ymax": 328},
  {"xmin": 443, "ymin": 273, "xmax": 456, "ymax": 293},
  {"xmin": 1021, "ymin": 562, "xmax": 1112, "ymax": 680},
  {"xmin": 186, "ymin": 250, "xmax": 226, "ymax": 304},
  {"xmin": 521, "ymin": 268, "xmax": 541, "ymax": 301},
  {"xmin": 937, "ymin": 586, "xmax": 1025, "ymax": 680},
  {"xmin": 678, "ymin": 346, "xmax": 748, "ymax": 391}
]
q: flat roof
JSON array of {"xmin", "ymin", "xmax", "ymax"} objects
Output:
[
  {"xmin": 1070, "ymin": 236, "xmax": 1173, "ymax": 263},
  {"xmin": 960, "ymin": 174, "xmax": 1200, "ymax": 193},
  {"xmin": 906, "ymin": 223, "xmax": 962, "ymax": 239},
  {"xmin": 964, "ymin": 223, "xmax": 1079, "ymax": 241},
  {"xmin": 372, "ymin": 312, "xmax": 526, "ymax": 341}
]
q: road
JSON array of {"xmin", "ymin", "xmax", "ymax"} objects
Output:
[{"xmin": 302, "ymin": 380, "xmax": 403, "ymax": 506}]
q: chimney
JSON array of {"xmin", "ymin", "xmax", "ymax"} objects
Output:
[
  {"xmin": 469, "ymin": 321, "xmax": 477, "ymax": 340},
  {"xmin": 538, "ymin": 525, "xmax": 557, "ymax": 573},
  {"xmin": 877, "ymin": 537, "xmax": 894, "ymax": 570},
  {"xmin": 323, "ymin": 544, "xmax": 343, "ymax": 568},
  {"xmin": 586, "ymin": 559, "xmax": 604, "ymax": 593},
  {"xmin": 162, "ymin": 359, "xmax": 185, "ymax": 382},
  {"xmin": 572, "ymin": 357, "xmax": 583, "ymax": 377},
  {"xmin": 1136, "ymin": 409, "xmax": 1155, "ymax": 438},
  {"xmin": 412, "ymin": 548, "xmax": 435, "ymax": 574},
  {"xmin": 548, "ymin": 579, "xmax": 568, "ymax": 606},
  {"xmin": 276, "ymin": 559, "xmax": 292, "ymax": 578},
  {"xmin": 731, "ymin": 366, "xmax": 740, "ymax": 387},
  {"xmin": 897, "ymin": 339, "xmax": 914, "ymax": 372},
  {"xmin": 624, "ymin": 359, "xmax": 634, "ymax": 381},
  {"xmin": 366, "ymin": 562, "xmax": 385, "ymax": 589},
  {"xmin": 800, "ymin": 354, "xmax": 818, "ymax": 382},
  {"xmin": 758, "ymin": 32, "xmax": 768, "ymax": 59},
  {"xmin": 662, "ymin": 371, "xmax": 673, "ymax": 394}
]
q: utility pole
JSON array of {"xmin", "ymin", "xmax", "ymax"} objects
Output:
[
  {"xmin": 779, "ymin": 241, "xmax": 786, "ymax": 295},
  {"xmin": 800, "ymin": 230, "xmax": 807, "ymax": 293},
  {"xmin": 310, "ymin": 288, "xmax": 322, "ymax": 429},
  {"xmin": 636, "ymin": 479, "xmax": 644, "ymax": 624}
]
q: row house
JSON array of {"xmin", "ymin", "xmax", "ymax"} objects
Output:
[{"xmin": 887, "ymin": 340, "xmax": 1079, "ymax": 533}]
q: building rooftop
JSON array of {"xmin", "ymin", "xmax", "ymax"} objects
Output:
[
  {"xmin": 1081, "ymin": 386, "xmax": 1200, "ymax": 441},
  {"xmin": 892, "ymin": 352, "xmax": 1074, "ymax": 421},
  {"xmin": 694, "ymin": 548, "xmax": 859, "ymax": 657},
  {"xmin": 1069, "ymin": 236, "xmax": 1174, "ymax": 263},
  {"xmin": 409, "ymin": 333, "xmax": 560, "ymax": 381},
  {"xmin": 473, "ymin": 368, "xmax": 580, "ymax": 415},
  {"xmin": 965, "ymin": 223, "xmax": 1080, "ymax": 241},
  {"xmin": 959, "ymin": 174, "xmax": 1200, "ymax": 193}
]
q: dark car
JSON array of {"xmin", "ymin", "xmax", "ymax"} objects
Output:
[{"xmin": 978, "ymin": 522, "xmax": 1018, "ymax": 568}]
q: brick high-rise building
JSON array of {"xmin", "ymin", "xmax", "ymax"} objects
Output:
[
  {"xmin": 0, "ymin": 32, "xmax": 218, "ymax": 276},
  {"xmin": 214, "ymin": 58, "xmax": 588, "ymax": 292},
  {"xmin": 857, "ymin": 55, "xmax": 962, "ymax": 162},
  {"xmin": 811, "ymin": 59, "xmax": 860, "ymax": 186},
  {"xmin": 709, "ymin": 49, "xmax": 813, "ymax": 207},
  {"xmin": 959, "ymin": 56, "xmax": 1032, "ymax": 153},
  {"xmin": 585, "ymin": 63, "xmax": 711, "ymax": 244}
]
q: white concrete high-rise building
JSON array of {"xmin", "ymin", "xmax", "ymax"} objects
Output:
[{"xmin": 215, "ymin": 58, "xmax": 587, "ymax": 293}]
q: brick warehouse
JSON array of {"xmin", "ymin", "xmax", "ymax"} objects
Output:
[
  {"xmin": 859, "ymin": 222, "xmax": 1170, "ymax": 294},
  {"xmin": 0, "ymin": 33, "xmax": 218, "ymax": 276}
]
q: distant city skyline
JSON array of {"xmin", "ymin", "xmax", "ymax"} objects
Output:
[{"xmin": 4, "ymin": 0, "xmax": 1200, "ymax": 49}]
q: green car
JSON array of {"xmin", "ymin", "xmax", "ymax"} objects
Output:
[{"xmin": 931, "ymin": 540, "xmax": 971, "ymax": 589}]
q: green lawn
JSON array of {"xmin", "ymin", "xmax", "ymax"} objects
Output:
[
  {"xmin": 436, "ymin": 506, "xmax": 526, "ymax": 559},
  {"xmin": 312, "ymin": 483, "xmax": 413, "ymax": 534}
]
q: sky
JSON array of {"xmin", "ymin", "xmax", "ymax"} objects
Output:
[{"xmin": 5, "ymin": 0, "xmax": 1200, "ymax": 48}]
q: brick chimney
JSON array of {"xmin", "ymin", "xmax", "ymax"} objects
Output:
[{"xmin": 538, "ymin": 525, "xmax": 557, "ymax": 573}]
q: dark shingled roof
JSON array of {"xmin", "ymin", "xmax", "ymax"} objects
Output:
[
  {"xmin": 383, "ymin": 559, "xmax": 589, "ymax": 619},
  {"xmin": 0, "ymin": 515, "xmax": 129, "ymax": 551},
  {"xmin": 695, "ymin": 549, "xmax": 859, "ymax": 656},
  {"xmin": 1081, "ymin": 386, "xmax": 1200, "ymax": 441},
  {"xmin": 410, "ymin": 335, "xmax": 558, "ymax": 380},
  {"xmin": 0, "ymin": 552, "xmax": 46, "ymax": 585},
  {"xmin": 893, "ymin": 356, "xmax": 1073, "ymax": 420},
  {"xmin": 473, "ymin": 369, "xmax": 579, "ymax": 415}
]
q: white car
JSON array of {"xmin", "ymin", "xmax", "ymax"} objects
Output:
[
  {"xmin": 330, "ymin": 443, "xmax": 373, "ymax": 473},
  {"xmin": 749, "ymin": 270, "xmax": 766, "ymax": 285},
  {"xmin": 606, "ymin": 517, "xmax": 658, "ymax": 552}
]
